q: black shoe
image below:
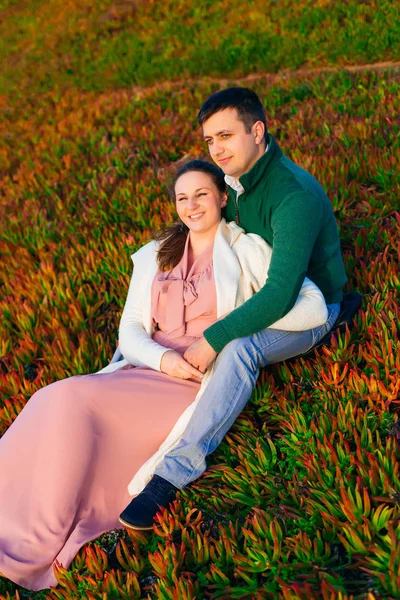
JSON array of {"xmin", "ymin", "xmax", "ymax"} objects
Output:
[{"xmin": 119, "ymin": 475, "xmax": 178, "ymax": 531}]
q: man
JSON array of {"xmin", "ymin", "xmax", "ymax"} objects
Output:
[{"xmin": 120, "ymin": 87, "xmax": 347, "ymax": 529}]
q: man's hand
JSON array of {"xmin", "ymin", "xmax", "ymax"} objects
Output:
[
  {"xmin": 160, "ymin": 350, "xmax": 204, "ymax": 382},
  {"xmin": 183, "ymin": 336, "xmax": 217, "ymax": 373}
]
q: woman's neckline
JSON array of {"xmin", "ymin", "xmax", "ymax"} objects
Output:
[{"xmin": 185, "ymin": 235, "xmax": 214, "ymax": 277}]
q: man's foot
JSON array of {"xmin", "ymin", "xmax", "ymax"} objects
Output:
[{"xmin": 119, "ymin": 475, "xmax": 178, "ymax": 531}]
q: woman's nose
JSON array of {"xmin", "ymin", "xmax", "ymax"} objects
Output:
[{"xmin": 187, "ymin": 197, "xmax": 199, "ymax": 210}]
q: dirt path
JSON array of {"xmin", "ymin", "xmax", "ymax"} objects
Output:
[
  {"xmin": 132, "ymin": 60, "xmax": 400, "ymax": 100},
  {"xmin": 249, "ymin": 59, "xmax": 400, "ymax": 78}
]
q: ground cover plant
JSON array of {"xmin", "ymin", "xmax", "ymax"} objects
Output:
[
  {"xmin": 0, "ymin": 0, "xmax": 399, "ymax": 96},
  {"xmin": 0, "ymin": 64, "xmax": 399, "ymax": 599},
  {"xmin": 0, "ymin": 0, "xmax": 400, "ymax": 597}
]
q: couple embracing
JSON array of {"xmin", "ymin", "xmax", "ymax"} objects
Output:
[{"xmin": 0, "ymin": 87, "xmax": 346, "ymax": 591}]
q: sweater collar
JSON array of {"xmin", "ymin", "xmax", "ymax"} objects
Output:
[
  {"xmin": 216, "ymin": 217, "xmax": 244, "ymax": 246},
  {"xmin": 225, "ymin": 134, "xmax": 282, "ymax": 194}
]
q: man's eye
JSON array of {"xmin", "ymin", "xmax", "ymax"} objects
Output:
[{"xmin": 221, "ymin": 134, "xmax": 231, "ymax": 138}]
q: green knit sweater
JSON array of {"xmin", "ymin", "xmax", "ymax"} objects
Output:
[{"xmin": 204, "ymin": 134, "xmax": 347, "ymax": 353}]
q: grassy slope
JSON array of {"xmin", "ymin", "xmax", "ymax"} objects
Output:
[
  {"xmin": 0, "ymin": 0, "xmax": 399, "ymax": 95},
  {"xmin": 0, "ymin": 2, "xmax": 400, "ymax": 599}
]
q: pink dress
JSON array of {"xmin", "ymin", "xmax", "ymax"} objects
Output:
[{"xmin": 0, "ymin": 241, "xmax": 216, "ymax": 591}]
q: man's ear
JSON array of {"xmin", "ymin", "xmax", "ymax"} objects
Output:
[{"xmin": 253, "ymin": 120, "xmax": 265, "ymax": 145}]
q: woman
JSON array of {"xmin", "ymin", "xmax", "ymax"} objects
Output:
[{"xmin": 0, "ymin": 161, "xmax": 327, "ymax": 591}]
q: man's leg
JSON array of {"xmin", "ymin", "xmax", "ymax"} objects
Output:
[
  {"xmin": 155, "ymin": 303, "xmax": 340, "ymax": 488},
  {"xmin": 119, "ymin": 304, "xmax": 339, "ymax": 529}
]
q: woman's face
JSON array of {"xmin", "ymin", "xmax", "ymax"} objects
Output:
[{"xmin": 174, "ymin": 171, "xmax": 227, "ymax": 236}]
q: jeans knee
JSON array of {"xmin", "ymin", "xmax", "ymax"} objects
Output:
[{"xmin": 219, "ymin": 337, "xmax": 259, "ymax": 372}]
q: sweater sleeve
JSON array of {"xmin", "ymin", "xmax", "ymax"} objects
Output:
[
  {"xmin": 268, "ymin": 275, "xmax": 328, "ymax": 331},
  {"xmin": 118, "ymin": 258, "xmax": 170, "ymax": 371},
  {"xmin": 204, "ymin": 191, "xmax": 325, "ymax": 352}
]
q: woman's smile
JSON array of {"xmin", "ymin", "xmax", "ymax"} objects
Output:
[{"xmin": 188, "ymin": 212, "xmax": 205, "ymax": 221}]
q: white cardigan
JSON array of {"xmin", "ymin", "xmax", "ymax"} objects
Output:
[{"xmin": 96, "ymin": 220, "xmax": 327, "ymax": 494}]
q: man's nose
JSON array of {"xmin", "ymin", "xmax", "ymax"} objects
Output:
[{"xmin": 210, "ymin": 140, "xmax": 223, "ymax": 156}]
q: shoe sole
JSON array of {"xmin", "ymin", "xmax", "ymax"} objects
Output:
[{"xmin": 118, "ymin": 516, "xmax": 154, "ymax": 531}]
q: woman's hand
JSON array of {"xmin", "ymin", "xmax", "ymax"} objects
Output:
[{"xmin": 160, "ymin": 350, "xmax": 204, "ymax": 382}]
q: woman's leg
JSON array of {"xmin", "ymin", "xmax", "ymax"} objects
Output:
[
  {"xmin": 0, "ymin": 376, "xmax": 98, "ymax": 590},
  {"xmin": 0, "ymin": 367, "xmax": 199, "ymax": 590}
]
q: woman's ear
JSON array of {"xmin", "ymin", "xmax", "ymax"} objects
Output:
[{"xmin": 221, "ymin": 192, "xmax": 228, "ymax": 208}]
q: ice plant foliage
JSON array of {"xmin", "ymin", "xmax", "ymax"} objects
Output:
[
  {"xmin": 0, "ymin": 0, "xmax": 399, "ymax": 96},
  {"xmin": 0, "ymin": 60, "xmax": 399, "ymax": 600}
]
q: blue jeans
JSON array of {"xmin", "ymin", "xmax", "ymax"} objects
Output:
[{"xmin": 155, "ymin": 304, "xmax": 340, "ymax": 488}]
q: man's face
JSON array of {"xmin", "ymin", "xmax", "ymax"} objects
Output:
[{"xmin": 202, "ymin": 108, "xmax": 265, "ymax": 179}]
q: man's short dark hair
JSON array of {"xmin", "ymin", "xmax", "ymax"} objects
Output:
[{"xmin": 197, "ymin": 87, "xmax": 267, "ymax": 136}]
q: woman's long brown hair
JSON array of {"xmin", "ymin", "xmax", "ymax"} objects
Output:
[{"xmin": 155, "ymin": 160, "xmax": 226, "ymax": 272}]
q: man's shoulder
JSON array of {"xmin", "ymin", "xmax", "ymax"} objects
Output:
[
  {"xmin": 266, "ymin": 154, "xmax": 328, "ymax": 202},
  {"xmin": 250, "ymin": 154, "xmax": 334, "ymax": 231}
]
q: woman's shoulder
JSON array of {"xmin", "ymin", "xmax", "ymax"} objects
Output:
[
  {"xmin": 130, "ymin": 239, "xmax": 159, "ymax": 270},
  {"xmin": 131, "ymin": 239, "xmax": 159, "ymax": 260},
  {"xmin": 223, "ymin": 220, "xmax": 272, "ymax": 255}
]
